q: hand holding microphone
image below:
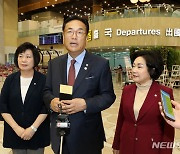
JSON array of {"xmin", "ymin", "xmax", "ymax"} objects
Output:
[{"xmin": 50, "ymin": 98, "xmax": 61, "ymax": 113}]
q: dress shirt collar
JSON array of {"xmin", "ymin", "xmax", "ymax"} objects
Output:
[{"xmin": 67, "ymin": 50, "xmax": 86, "ymax": 65}]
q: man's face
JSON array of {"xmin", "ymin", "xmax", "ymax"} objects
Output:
[{"xmin": 63, "ymin": 20, "xmax": 87, "ymax": 58}]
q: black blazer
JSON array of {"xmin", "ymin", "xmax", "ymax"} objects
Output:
[
  {"xmin": 43, "ymin": 51, "xmax": 116, "ymax": 154},
  {"xmin": 0, "ymin": 71, "xmax": 50, "ymax": 149}
]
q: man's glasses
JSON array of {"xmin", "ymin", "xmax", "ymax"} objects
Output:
[{"xmin": 64, "ymin": 29, "xmax": 86, "ymax": 37}]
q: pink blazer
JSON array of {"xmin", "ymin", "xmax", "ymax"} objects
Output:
[{"xmin": 112, "ymin": 81, "xmax": 174, "ymax": 154}]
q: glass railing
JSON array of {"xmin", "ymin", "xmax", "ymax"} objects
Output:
[
  {"xmin": 18, "ymin": 28, "xmax": 49, "ymax": 37},
  {"xmin": 89, "ymin": 4, "xmax": 180, "ymax": 23},
  {"xmin": 18, "ymin": 4, "xmax": 180, "ymax": 37}
]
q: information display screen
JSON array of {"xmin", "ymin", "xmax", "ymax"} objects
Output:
[{"xmin": 39, "ymin": 33, "xmax": 63, "ymax": 45}]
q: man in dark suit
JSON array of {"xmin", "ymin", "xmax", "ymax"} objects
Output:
[{"xmin": 43, "ymin": 16, "xmax": 116, "ymax": 154}]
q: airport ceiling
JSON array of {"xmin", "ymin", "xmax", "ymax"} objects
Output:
[{"xmin": 18, "ymin": 0, "xmax": 180, "ymax": 21}]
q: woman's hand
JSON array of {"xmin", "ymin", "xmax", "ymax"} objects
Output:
[
  {"xmin": 113, "ymin": 149, "xmax": 120, "ymax": 154},
  {"xmin": 21, "ymin": 127, "xmax": 35, "ymax": 140},
  {"xmin": 13, "ymin": 126, "xmax": 25, "ymax": 138}
]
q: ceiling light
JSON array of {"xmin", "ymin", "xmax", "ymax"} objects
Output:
[
  {"xmin": 130, "ymin": 0, "xmax": 150, "ymax": 3},
  {"xmin": 130, "ymin": 0, "xmax": 138, "ymax": 3},
  {"xmin": 139, "ymin": 0, "xmax": 146, "ymax": 2}
]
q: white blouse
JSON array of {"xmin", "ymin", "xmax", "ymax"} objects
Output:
[{"xmin": 20, "ymin": 76, "xmax": 33, "ymax": 103}]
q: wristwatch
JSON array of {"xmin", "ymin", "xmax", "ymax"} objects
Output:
[{"xmin": 31, "ymin": 125, "xmax": 37, "ymax": 132}]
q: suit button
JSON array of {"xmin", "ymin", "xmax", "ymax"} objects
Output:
[
  {"xmin": 135, "ymin": 138, "xmax": 138, "ymax": 141},
  {"xmin": 134, "ymin": 124, "xmax": 137, "ymax": 127}
]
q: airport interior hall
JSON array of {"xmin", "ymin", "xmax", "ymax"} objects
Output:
[{"xmin": 0, "ymin": 0, "xmax": 180, "ymax": 153}]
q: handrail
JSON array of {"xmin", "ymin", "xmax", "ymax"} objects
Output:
[{"xmin": 89, "ymin": 4, "xmax": 180, "ymax": 23}]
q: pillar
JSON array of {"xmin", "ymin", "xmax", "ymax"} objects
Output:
[
  {"xmin": 3, "ymin": 0, "xmax": 18, "ymax": 64},
  {"xmin": 0, "ymin": 0, "xmax": 4, "ymax": 64}
]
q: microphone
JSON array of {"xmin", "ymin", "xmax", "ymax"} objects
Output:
[{"xmin": 56, "ymin": 84, "xmax": 73, "ymax": 136}]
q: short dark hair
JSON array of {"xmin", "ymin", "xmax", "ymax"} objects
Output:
[
  {"xmin": 14, "ymin": 42, "xmax": 40, "ymax": 68},
  {"xmin": 62, "ymin": 16, "xmax": 89, "ymax": 35},
  {"xmin": 131, "ymin": 50, "xmax": 164, "ymax": 80}
]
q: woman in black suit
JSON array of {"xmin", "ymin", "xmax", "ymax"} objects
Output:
[{"xmin": 0, "ymin": 42, "xmax": 50, "ymax": 154}]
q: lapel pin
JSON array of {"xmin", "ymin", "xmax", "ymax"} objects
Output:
[
  {"xmin": 34, "ymin": 83, "xmax": 36, "ymax": 85},
  {"xmin": 154, "ymin": 94, "xmax": 157, "ymax": 97},
  {"xmin": 84, "ymin": 67, "xmax": 87, "ymax": 70}
]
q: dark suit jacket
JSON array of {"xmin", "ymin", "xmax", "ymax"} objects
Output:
[
  {"xmin": 43, "ymin": 51, "xmax": 116, "ymax": 154},
  {"xmin": 0, "ymin": 71, "xmax": 50, "ymax": 149},
  {"xmin": 112, "ymin": 81, "xmax": 174, "ymax": 154}
]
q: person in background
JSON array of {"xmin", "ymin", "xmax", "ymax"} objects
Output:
[
  {"xmin": 112, "ymin": 50, "xmax": 174, "ymax": 154},
  {"xmin": 159, "ymin": 100, "xmax": 180, "ymax": 129},
  {"xmin": 43, "ymin": 16, "xmax": 116, "ymax": 154},
  {"xmin": 115, "ymin": 64, "xmax": 123, "ymax": 84},
  {"xmin": 0, "ymin": 42, "xmax": 50, "ymax": 154}
]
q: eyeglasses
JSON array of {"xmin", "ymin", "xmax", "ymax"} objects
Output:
[{"xmin": 64, "ymin": 29, "xmax": 86, "ymax": 37}]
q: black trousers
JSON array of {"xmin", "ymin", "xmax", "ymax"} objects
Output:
[{"xmin": 58, "ymin": 140, "xmax": 102, "ymax": 154}]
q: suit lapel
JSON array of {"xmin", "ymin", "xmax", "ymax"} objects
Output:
[
  {"xmin": 24, "ymin": 71, "xmax": 39, "ymax": 104},
  {"xmin": 73, "ymin": 52, "xmax": 92, "ymax": 94},
  {"xmin": 137, "ymin": 81, "xmax": 160, "ymax": 121},
  {"xmin": 127, "ymin": 84, "xmax": 137, "ymax": 122},
  {"xmin": 14, "ymin": 72, "xmax": 24, "ymax": 106},
  {"xmin": 59, "ymin": 54, "xmax": 68, "ymax": 85}
]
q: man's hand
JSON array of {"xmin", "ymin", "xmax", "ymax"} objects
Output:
[
  {"xmin": 50, "ymin": 98, "xmax": 61, "ymax": 112},
  {"xmin": 61, "ymin": 98, "xmax": 87, "ymax": 114}
]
